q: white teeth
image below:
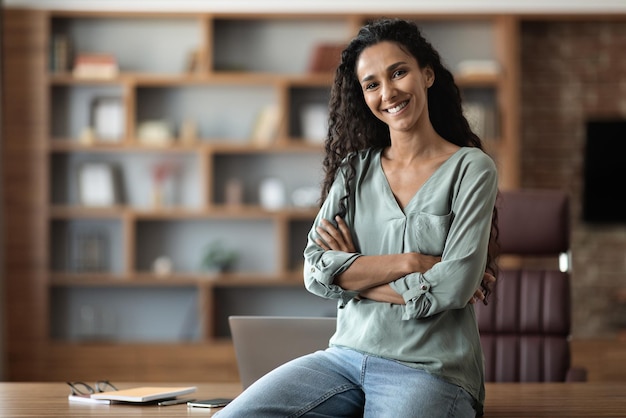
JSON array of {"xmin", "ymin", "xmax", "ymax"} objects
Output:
[{"xmin": 387, "ymin": 101, "xmax": 407, "ymax": 114}]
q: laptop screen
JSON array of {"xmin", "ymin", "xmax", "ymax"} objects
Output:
[{"xmin": 228, "ymin": 315, "xmax": 336, "ymax": 389}]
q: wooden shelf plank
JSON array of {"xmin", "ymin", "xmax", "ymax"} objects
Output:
[
  {"xmin": 48, "ymin": 271, "xmax": 304, "ymax": 286},
  {"xmin": 47, "ymin": 139, "xmax": 323, "ymax": 153},
  {"xmin": 48, "ymin": 71, "xmax": 335, "ymax": 86},
  {"xmin": 48, "ymin": 205, "xmax": 317, "ymax": 219}
]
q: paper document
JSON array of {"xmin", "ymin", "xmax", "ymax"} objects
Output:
[{"xmin": 68, "ymin": 394, "xmax": 111, "ymax": 404}]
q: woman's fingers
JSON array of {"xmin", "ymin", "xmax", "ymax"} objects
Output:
[
  {"xmin": 316, "ymin": 219, "xmax": 338, "ymax": 243},
  {"xmin": 335, "ymin": 216, "xmax": 356, "ymax": 252},
  {"xmin": 469, "ymin": 288, "xmax": 485, "ymax": 304},
  {"xmin": 315, "ymin": 238, "xmax": 329, "ymax": 251},
  {"xmin": 469, "ymin": 273, "xmax": 497, "ymax": 304},
  {"xmin": 482, "ymin": 272, "xmax": 496, "ymax": 290},
  {"xmin": 316, "ymin": 217, "xmax": 352, "ymax": 252}
]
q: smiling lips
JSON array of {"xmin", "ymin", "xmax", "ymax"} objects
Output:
[{"xmin": 385, "ymin": 100, "xmax": 409, "ymax": 114}]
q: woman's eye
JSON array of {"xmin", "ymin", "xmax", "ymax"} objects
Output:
[
  {"xmin": 364, "ymin": 82, "xmax": 378, "ymax": 91},
  {"xmin": 392, "ymin": 69, "xmax": 407, "ymax": 78}
]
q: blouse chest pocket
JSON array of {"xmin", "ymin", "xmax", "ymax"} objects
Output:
[{"xmin": 412, "ymin": 211, "xmax": 453, "ymax": 256}]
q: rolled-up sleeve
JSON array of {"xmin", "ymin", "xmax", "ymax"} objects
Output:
[
  {"xmin": 304, "ymin": 251, "xmax": 360, "ymax": 305},
  {"xmin": 389, "ymin": 152, "xmax": 498, "ymax": 320},
  {"xmin": 388, "ymin": 272, "xmax": 433, "ymax": 319},
  {"xmin": 303, "ymin": 163, "xmax": 360, "ymax": 306}
]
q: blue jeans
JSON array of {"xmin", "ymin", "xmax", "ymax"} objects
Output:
[{"xmin": 215, "ymin": 346, "xmax": 477, "ymax": 418}]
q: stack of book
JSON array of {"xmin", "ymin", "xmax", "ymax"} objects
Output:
[{"xmin": 73, "ymin": 53, "xmax": 119, "ymax": 79}]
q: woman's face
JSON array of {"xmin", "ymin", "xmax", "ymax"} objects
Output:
[{"xmin": 355, "ymin": 41, "xmax": 434, "ymax": 135}]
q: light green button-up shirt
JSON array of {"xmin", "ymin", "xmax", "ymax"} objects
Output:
[{"xmin": 303, "ymin": 146, "xmax": 497, "ymax": 412}]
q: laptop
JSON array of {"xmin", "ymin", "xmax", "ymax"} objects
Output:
[{"xmin": 228, "ymin": 315, "xmax": 337, "ymax": 389}]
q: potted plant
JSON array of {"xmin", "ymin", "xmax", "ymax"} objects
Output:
[{"xmin": 201, "ymin": 240, "xmax": 238, "ymax": 273}]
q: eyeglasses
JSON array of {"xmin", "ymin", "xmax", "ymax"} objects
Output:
[{"xmin": 66, "ymin": 380, "xmax": 118, "ymax": 396}]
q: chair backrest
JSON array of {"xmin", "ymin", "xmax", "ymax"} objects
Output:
[{"xmin": 475, "ymin": 189, "xmax": 576, "ymax": 382}]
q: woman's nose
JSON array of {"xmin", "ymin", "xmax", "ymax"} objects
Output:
[{"xmin": 381, "ymin": 81, "xmax": 397, "ymax": 102}]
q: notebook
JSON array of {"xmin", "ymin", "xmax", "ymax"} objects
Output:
[
  {"xmin": 228, "ymin": 315, "xmax": 336, "ymax": 389},
  {"xmin": 91, "ymin": 386, "xmax": 196, "ymax": 403}
]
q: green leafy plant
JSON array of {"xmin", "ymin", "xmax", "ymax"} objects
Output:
[{"xmin": 201, "ymin": 240, "xmax": 238, "ymax": 273}]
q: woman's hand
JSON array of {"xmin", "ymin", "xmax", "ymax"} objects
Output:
[
  {"xmin": 315, "ymin": 216, "xmax": 356, "ymax": 253},
  {"xmin": 469, "ymin": 273, "xmax": 496, "ymax": 305}
]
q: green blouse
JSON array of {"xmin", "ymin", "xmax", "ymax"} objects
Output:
[{"xmin": 303, "ymin": 146, "xmax": 498, "ymax": 412}]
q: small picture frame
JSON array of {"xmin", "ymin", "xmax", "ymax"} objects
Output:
[
  {"xmin": 78, "ymin": 162, "xmax": 118, "ymax": 207},
  {"xmin": 90, "ymin": 96, "xmax": 124, "ymax": 142}
]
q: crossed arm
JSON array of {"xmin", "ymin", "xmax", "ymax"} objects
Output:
[{"xmin": 315, "ymin": 216, "xmax": 495, "ymax": 305}]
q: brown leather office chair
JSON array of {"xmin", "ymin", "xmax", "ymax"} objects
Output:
[{"xmin": 475, "ymin": 189, "xmax": 587, "ymax": 382}]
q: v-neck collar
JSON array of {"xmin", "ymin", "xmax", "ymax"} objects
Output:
[{"xmin": 376, "ymin": 147, "xmax": 466, "ymax": 214}]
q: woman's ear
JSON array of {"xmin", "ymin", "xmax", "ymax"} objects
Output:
[{"xmin": 424, "ymin": 66, "xmax": 435, "ymax": 88}]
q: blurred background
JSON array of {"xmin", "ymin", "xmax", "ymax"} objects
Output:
[{"xmin": 2, "ymin": 0, "xmax": 626, "ymax": 383}]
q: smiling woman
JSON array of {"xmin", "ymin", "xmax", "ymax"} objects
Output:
[
  {"xmin": 356, "ymin": 41, "xmax": 436, "ymax": 149},
  {"xmin": 215, "ymin": 18, "xmax": 499, "ymax": 418}
]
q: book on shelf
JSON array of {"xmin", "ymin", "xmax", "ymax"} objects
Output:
[
  {"xmin": 91, "ymin": 386, "xmax": 197, "ymax": 403},
  {"xmin": 50, "ymin": 34, "xmax": 72, "ymax": 73},
  {"xmin": 307, "ymin": 43, "xmax": 345, "ymax": 73},
  {"xmin": 73, "ymin": 53, "xmax": 119, "ymax": 79},
  {"xmin": 250, "ymin": 105, "xmax": 281, "ymax": 146}
]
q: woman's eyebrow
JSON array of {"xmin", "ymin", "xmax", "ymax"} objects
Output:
[{"xmin": 360, "ymin": 61, "xmax": 408, "ymax": 83}]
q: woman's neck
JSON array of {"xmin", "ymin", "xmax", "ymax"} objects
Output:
[{"xmin": 385, "ymin": 126, "xmax": 455, "ymax": 165}]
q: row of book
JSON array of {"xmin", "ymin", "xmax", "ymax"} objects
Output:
[
  {"xmin": 51, "ymin": 36, "xmax": 344, "ymax": 78},
  {"xmin": 50, "ymin": 34, "xmax": 118, "ymax": 78}
]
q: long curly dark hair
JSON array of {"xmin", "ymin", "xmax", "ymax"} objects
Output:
[{"xmin": 320, "ymin": 17, "xmax": 499, "ymax": 302}]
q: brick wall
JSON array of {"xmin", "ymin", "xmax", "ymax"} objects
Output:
[{"xmin": 520, "ymin": 20, "xmax": 626, "ymax": 338}]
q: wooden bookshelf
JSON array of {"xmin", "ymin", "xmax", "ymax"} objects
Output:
[{"xmin": 2, "ymin": 8, "xmax": 521, "ymax": 381}]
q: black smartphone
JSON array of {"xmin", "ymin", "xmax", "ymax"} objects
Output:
[{"xmin": 187, "ymin": 398, "xmax": 233, "ymax": 408}]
